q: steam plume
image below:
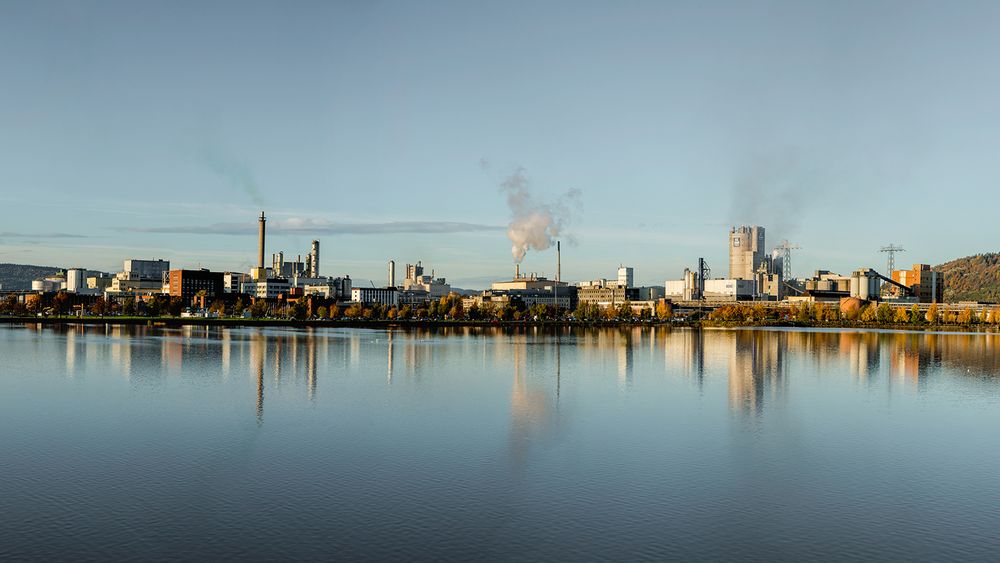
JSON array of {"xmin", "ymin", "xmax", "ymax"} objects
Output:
[
  {"xmin": 201, "ymin": 148, "xmax": 264, "ymax": 206},
  {"xmin": 500, "ymin": 168, "xmax": 581, "ymax": 263}
]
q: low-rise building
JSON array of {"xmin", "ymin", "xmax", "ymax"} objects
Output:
[
  {"xmin": 351, "ymin": 287, "xmax": 399, "ymax": 306},
  {"xmin": 241, "ymin": 278, "xmax": 291, "ymax": 299}
]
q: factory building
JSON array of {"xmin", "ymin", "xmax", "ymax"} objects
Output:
[
  {"xmin": 168, "ymin": 269, "xmax": 224, "ymax": 301},
  {"xmin": 729, "ymin": 225, "xmax": 766, "ymax": 280},
  {"xmin": 664, "ymin": 276, "xmax": 754, "ymax": 301},
  {"xmin": 577, "ymin": 281, "xmax": 632, "ymax": 306},
  {"xmin": 892, "ymin": 264, "xmax": 944, "ymax": 303},
  {"xmin": 303, "ymin": 276, "xmax": 353, "ymax": 301},
  {"xmin": 351, "ymin": 287, "xmax": 399, "ymax": 307},
  {"xmin": 87, "ymin": 273, "xmax": 113, "ymax": 291},
  {"xmin": 241, "ymin": 278, "xmax": 290, "ymax": 299},
  {"xmin": 119, "ymin": 259, "xmax": 170, "ymax": 282},
  {"xmin": 402, "ymin": 261, "xmax": 451, "ymax": 299}
]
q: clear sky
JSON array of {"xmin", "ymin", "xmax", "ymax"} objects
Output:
[{"xmin": 3, "ymin": 0, "xmax": 1000, "ymax": 287}]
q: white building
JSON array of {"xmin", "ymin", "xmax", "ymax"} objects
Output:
[
  {"xmin": 241, "ymin": 278, "xmax": 291, "ymax": 299},
  {"xmin": 303, "ymin": 276, "xmax": 353, "ymax": 300},
  {"xmin": 351, "ymin": 287, "xmax": 399, "ymax": 306},
  {"xmin": 617, "ymin": 266, "xmax": 634, "ymax": 288},
  {"xmin": 118, "ymin": 259, "xmax": 170, "ymax": 281}
]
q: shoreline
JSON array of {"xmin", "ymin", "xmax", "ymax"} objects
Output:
[{"xmin": 1, "ymin": 316, "xmax": 997, "ymax": 334}]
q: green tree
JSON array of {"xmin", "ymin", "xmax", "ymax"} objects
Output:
[
  {"xmin": 860, "ymin": 304, "xmax": 878, "ymax": 323},
  {"xmin": 876, "ymin": 303, "xmax": 893, "ymax": 324},
  {"xmin": 249, "ymin": 299, "xmax": 269, "ymax": 318},
  {"xmin": 909, "ymin": 304, "xmax": 923, "ymax": 325}
]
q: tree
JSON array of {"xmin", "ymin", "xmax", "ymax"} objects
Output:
[
  {"xmin": 89, "ymin": 297, "xmax": 109, "ymax": 317},
  {"xmin": 925, "ymin": 303, "xmax": 939, "ymax": 324},
  {"xmin": 957, "ymin": 308, "xmax": 974, "ymax": 325},
  {"xmin": 51, "ymin": 292, "xmax": 71, "ymax": 315},
  {"xmin": 876, "ymin": 303, "xmax": 893, "ymax": 324},
  {"xmin": 909, "ymin": 304, "xmax": 923, "ymax": 325},
  {"xmin": 397, "ymin": 305, "xmax": 411, "ymax": 320},
  {"xmin": 249, "ymin": 299, "xmax": 269, "ymax": 318},
  {"xmin": 329, "ymin": 305, "xmax": 342, "ymax": 319},
  {"xmin": 655, "ymin": 301, "xmax": 673, "ymax": 321},
  {"xmin": 168, "ymin": 297, "xmax": 185, "ymax": 317},
  {"xmin": 233, "ymin": 298, "xmax": 246, "ymax": 316},
  {"xmin": 860, "ymin": 303, "xmax": 878, "ymax": 323},
  {"xmin": 122, "ymin": 296, "xmax": 137, "ymax": 316},
  {"xmin": 209, "ymin": 299, "xmax": 226, "ymax": 316},
  {"xmin": 893, "ymin": 306, "xmax": 910, "ymax": 324}
]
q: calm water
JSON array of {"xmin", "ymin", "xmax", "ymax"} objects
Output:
[{"xmin": 2, "ymin": 324, "xmax": 1000, "ymax": 561}]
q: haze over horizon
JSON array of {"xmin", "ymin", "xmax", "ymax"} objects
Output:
[{"xmin": 3, "ymin": 1, "xmax": 1000, "ymax": 287}]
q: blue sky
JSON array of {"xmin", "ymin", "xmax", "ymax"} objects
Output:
[{"xmin": 2, "ymin": 0, "xmax": 1000, "ymax": 287}]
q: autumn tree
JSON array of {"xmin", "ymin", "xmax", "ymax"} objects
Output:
[{"xmin": 925, "ymin": 303, "xmax": 939, "ymax": 324}]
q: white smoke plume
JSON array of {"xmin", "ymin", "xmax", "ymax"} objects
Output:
[{"xmin": 500, "ymin": 168, "xmax": 581, "ymax": 263}]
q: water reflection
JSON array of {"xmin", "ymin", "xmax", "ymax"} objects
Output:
[{"xmin": 19, "ymin": 323, "xmax": 1000, "ymax": 425}]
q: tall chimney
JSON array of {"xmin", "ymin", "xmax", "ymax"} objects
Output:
[
  {"xmin": 515, "ymin": 263, "xmax": 520, "ymax": 279},
  {"xmin": 557, "ymin": 241, "xmax": 561, "ymax": 282},
  {"xmin": 388, "ymin": 260, "xmax": 396, "ymax": 287},
  {"xmin": 257, "ymin": 211, "xmax": 266, "ymax": 269},
  {"xmin": 310, "ymin": 240, "xmax": 320, "ymax": 278}
]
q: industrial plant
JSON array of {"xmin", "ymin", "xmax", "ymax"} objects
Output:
[{"xmin": 1, "ymin": 210, "xmax": 985, "ymax": 321}]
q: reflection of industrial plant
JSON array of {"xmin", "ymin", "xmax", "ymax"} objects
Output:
[
  {"xmin": 728, "ymin": 330, "xmax": 786, "ymax": 416},
  {"xmin": 33, "ymin": 324, "xmax": 1000, "ymax": 434}
]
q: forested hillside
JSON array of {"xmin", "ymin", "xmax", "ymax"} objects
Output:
[
  {"xmin": 0, "ymin": 263, "xmax": 62, "ymax": 291},
  {"xmin": 935, "ymin": 253, "xmax": 1000, "ymax": 303}
]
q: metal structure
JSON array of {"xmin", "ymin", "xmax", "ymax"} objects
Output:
[
  {"xmin": 697, "ymin": 258, "xmax": 710, "ymax": 299},
  {"xmin": 774, "ymin": 240, "xmax": 800, "ymax": 281},
  {"xmin": 880, "ymin": 244, "xmax": 905, "ymax": 275}
]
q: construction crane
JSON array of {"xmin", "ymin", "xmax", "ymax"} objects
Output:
[
  {"xmin": 775, "ymin": 240, "xmax": 801, "ymax": 281},
  {"xmin": 880, "ymin": 244, "xmax": 905, "ymax": 275}
]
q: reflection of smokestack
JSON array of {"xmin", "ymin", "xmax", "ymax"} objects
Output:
[
  {"xmin": 257, "ymin": 211, "xmax": 266, "ymax": 269},
  {"xmin": 388, "ymin": 260, "xmax": 396, "ymax": 287},
  {"xmin": 310, "ymin": 240, "xmax": 320, "ymax": 278},
  {"xmin": 557, "ymin": 241, "xmax": 561, "ymax": 282}
]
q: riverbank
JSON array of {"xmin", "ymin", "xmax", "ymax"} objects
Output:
[{"xmin": 2, "ymin": 316, "xmax": 998, "ymax": 333}]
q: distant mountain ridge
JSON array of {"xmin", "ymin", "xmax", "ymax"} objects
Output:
[
  {"xmin": 0, "ymin": 263, "xmax": 64, "ymax": 291},
  {"xmin": 935, "ymin": 253, "xmax": 1000, "ymax": 303}
]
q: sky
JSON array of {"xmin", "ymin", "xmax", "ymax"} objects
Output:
[{"xmin": 2, "ymin": 0, "xmax": 1000, "ymax": 288}]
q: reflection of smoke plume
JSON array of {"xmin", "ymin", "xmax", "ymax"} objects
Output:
[
  {"xmin": 202, "ymin": 148, "xmax": 264, "ymax": 206},
  {"xmin": 729, "ymin": 152, "xmax": 818, "ymax": 236},
  {"xmin": 501, "ymin": 168, "xmax": 581, "ymax": 263}
]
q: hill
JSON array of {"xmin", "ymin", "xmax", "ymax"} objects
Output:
[
  {"xmin": 935, "ymin": 253, "xmax": 1000, "ymax": 303},
  {"xmin": 0, "ymin": 263, "xmax": 63, "ymax": 291}
]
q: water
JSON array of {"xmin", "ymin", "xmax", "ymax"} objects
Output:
[{"xmin": 2, "ymin": 324, "xmax": 1000, "ymax": 561}]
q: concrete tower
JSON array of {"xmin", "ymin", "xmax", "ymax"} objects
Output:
[
  {"xmin": 310, "ymin": 240, "xmax": 320, "ymax": 278},
  {"xmin": 729, "ymin": 225, "xmax": 765, "ymax": 280}
]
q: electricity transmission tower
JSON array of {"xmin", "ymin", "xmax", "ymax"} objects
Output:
[
  {"xmin": 880, "ymin": 244, "xmax": 905, "ymax": 274},
  {"xmin": 775, "ymin": 240, "xmax": 801, "ymax": 280}
]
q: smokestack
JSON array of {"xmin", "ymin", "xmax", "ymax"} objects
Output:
[
  {"xmin": 557, "ymin": 241, "xmax": 561, "ymax": 282},
  {"xmin": 257, "ymin": 211, "xmax": 266, "ymax": 269},
  {"xmin": 388, "ymin": 260, "xmax": 396, "ymax": 287},
  {"xmin": 310, "ymin": 240, "xmax": 320, "ymax": 278},
  {"xmin": 515, "ymin": 263, "xmax": 520, "ymax": 279}
]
